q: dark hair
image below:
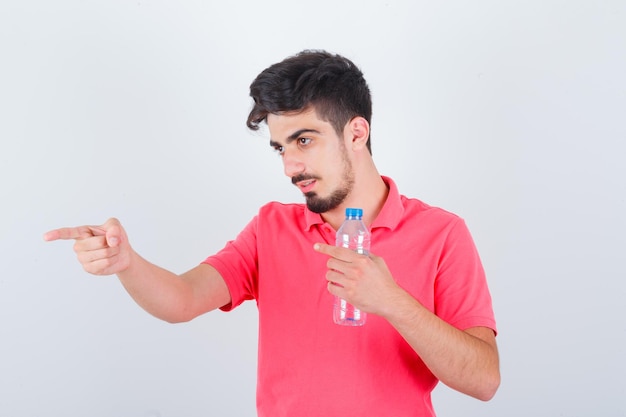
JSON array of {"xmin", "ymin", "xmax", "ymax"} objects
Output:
[{"xmin": 247, "ymin": 50, "xmax": 372, "ymax": 153}]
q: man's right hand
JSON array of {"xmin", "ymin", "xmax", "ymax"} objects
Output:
[{"xmin": 44, "ymin": 218, "xmax": 132, "ymax": 276}]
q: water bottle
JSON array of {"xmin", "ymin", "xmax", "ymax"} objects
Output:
[{"xmin": 333, "ymin": 207, "xmax": 370, "ymax": 326}]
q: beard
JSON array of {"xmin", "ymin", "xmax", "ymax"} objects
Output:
[
  {"xmin": 304, "ymin": 185, "xmax": 351, "ymax": 213},
  {"xmin": 294, "ymin": 148, "xmax": 354, "ymax": 214}
]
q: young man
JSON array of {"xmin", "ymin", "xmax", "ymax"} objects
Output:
[{"xmin": 45, "ymin": 50, "xmax": 500, "ymax": 416}]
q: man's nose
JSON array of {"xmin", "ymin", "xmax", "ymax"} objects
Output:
[{"xmin": 282, "ymin": 150, "xmax": 305, "ymax": 178}]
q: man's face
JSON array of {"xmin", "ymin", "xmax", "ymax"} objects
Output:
[{"xmin": 267, "ymin": 108, "xmax": 354, "ymax": 214}]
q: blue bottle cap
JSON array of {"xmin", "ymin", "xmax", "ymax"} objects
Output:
[{"xmin": 345, "ymin": 208, "xmax": 363, "ymax": 218}]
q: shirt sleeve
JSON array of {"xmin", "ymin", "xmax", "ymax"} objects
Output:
[
  {"xmin": 434, "ymin": 218, "xmax": 497, "ymax": 334},
  {"xmin": 202, "ymin": 216, "xmax": 259, "ymax": 311}
]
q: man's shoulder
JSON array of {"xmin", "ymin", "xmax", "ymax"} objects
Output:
[
  {"xmin": 399, "ymin": 194, "xmax": 462, "ymax": 226},
  {"xmin": 400, "ymin": 194, "xmax": 456, "ymax": 214},
  {"xmin": 381, "ymin": 175, "xmax": 461, "ymax": 225},
  {"xmin": 253, "ymin": 202, "xmax": 313, "ymax": 234},
  {"xmin": 259, "ymin": 201, "xmax": 305, "ymax": 213},
  {"xmin": 257, "ymin": 201, "xmax": 307, "ymax": 221}
]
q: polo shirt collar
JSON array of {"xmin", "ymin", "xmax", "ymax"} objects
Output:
[
  {"xmin": 371, "ymin": 176, "xmax": 404, "ymax": 230},
  {"xmin": 304, "ymin": 176, "xmax": 404, "ymax": 231}
]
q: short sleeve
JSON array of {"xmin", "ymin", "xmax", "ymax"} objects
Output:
[
  {"xmin": 202, "ymin": 216, "xmax": 259, "ymax": 311},
  {"xmin": 434, "ymin": 218, "xmax": 497, "ymax": 334}
]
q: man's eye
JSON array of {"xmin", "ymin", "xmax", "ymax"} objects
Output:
[
  {"xmin": 298, "ymin": 137, "xmax": 312, "ymax": 146},
  {"xmin": 273, "ymin": 145, "xmax": 284, "ymax": 155}
]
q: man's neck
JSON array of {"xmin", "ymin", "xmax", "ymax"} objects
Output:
[{"xmin": 322, "ymin": 172, "xmax": 388, "ymax": 230}]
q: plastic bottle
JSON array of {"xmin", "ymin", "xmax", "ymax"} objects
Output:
[{"xmin": 333, "ymin": 207, "xmax": 370, "ymax": 326}]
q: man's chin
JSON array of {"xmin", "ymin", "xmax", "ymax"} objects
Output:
[
  {"xmin": 305, "ymin": 196, "xmax": 339, "ymax": 214},
  {"xmin": 304, "ymin": 196, "xmax": 324, "ymax": 214}
]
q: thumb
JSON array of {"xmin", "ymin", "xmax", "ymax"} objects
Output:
[{"xmin": 104, "ymin": 218, "xmax": 123, "ymax": 248}]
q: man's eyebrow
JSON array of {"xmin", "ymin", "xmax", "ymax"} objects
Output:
[
  {"xmin": 287, "ymin": 128, "xmax": 321, "ymax": 141},
  {"xmin": 269, "ymin": 128, "xmax": 321, "ymax": 148}
]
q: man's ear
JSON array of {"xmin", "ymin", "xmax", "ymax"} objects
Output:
[{"xmin": 347, "ymin": 116, "xmax": 370, "ymax": 150}]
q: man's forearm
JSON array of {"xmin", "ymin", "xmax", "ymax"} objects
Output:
[
  {"xmin": 382, "ymin": 288, "xmax": 500, "ymax": 400},
  {"xmin": 116, "ymin": 251, "xmax": 197, "ymax": 323}
]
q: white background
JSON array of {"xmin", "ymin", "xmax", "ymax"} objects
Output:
[{"xmin": 1, "ymin": 1, "xmax": 625, "ymax": 416}]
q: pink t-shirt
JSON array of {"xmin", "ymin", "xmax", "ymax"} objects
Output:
[{"xmin": 203, "ymin": 177, "xmax": 496, "ymax": 417}]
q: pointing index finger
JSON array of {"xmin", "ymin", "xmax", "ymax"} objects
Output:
[
  {"xmin": 43, "ymin": 225, "xmax": 106, "ymax": 242},
  {"xmin": 314, "ymin": 243, "xmax": 359, "ymax": 261}
]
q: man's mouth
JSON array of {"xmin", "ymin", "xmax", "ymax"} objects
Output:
[
  {"xmin": 292, "ymin": 175, "xmax": 318, "ymax": 193},
  {"xmin": 296, "ymin": 179, "xmax": 316, "ymax": 193}
]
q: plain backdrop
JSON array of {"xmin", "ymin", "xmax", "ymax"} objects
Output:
[{"xmin": 1, "ymin": 1, "xmax": 625, "ymax": 416}]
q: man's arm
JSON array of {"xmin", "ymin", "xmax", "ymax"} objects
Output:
[
  {"xmin": 44, "ymin": 218, "xmax": 231, "ymax": 323},
  {"xmin": 314, "ymin": 243, "xmax": 500, "ymax": 401},
  {"xmin": 380, "ymin": 290, "xmax": 499, "ymax": 401}
]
